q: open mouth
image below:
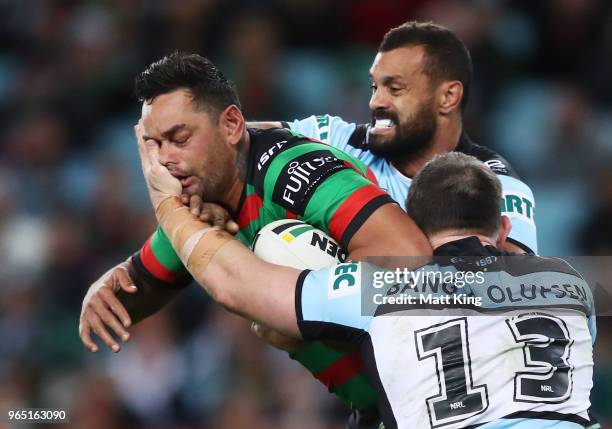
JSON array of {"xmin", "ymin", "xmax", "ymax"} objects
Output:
[
  {"xmin": 370, "ymin": 118, "xmax": 397, "ymax": 135},
  {"xmin": 373, "ymin": 118, "xmax": 396, "ymax": 129},
  {"xmin": 370, "ymin": 111, "xmax": 398, "ymax": 133}
]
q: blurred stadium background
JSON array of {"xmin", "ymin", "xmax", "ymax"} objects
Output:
[{"xmin": 1, "ymin": 0, "xmax": 611, "ymax": 428}]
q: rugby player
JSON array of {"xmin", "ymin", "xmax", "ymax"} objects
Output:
[
  {"xmin": 253, "ymin": 21, "xmax": 538, "ymax": 255},
  {"xmin": 138, "ymin": 144, "xmax": 595, "ymax": 429},
  {"xmin": 80, "ymin": 53, "xmax": 431, "ymax": 415},
  {"xmin": 254, "ymin": 22, "xmax": 541, "ymax": 426}
]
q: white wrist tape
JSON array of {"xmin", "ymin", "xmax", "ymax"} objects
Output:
[{"xmin": 179, "ymin": 226, "xmax": 220, "ymax": 264}]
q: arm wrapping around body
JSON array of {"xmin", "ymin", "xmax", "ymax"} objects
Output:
[{"xmin": 153, "ymin": 196, "xmax": 301, "ymax": 336}]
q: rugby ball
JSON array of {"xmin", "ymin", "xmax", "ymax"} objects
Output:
[{"xmin": 252, "ymin": 220, "xmax": 347, "ymax": 269}]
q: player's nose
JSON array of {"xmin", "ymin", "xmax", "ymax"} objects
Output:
[
  {"xmin": 157, "ymin": 142, "xmax": 177, "ymax": 166},
  {"xmin": 369, "ymin": 88, "xmax": 389, "ymax": 111}
]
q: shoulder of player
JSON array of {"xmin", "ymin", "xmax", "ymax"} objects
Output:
[
  {"xmin": 436, "ymin": 238, "xmax": 582, "ymax": 278},
  {"xmin": 497, "ymin": 254, "xmax": 586, "ymax": 281},
  {"xmin": 249, "ymin": 127, "xmax": 315, "ymax": 170},
  {"xmin": 249, "ymin": 126, "xmax": 363, "ymax": 162},
  {"xmin": 455, "ymin": 133, "xmax": 520, "ymax": 179},
  {"xmin": 285, "ymin": 114, "xmax": 368, "ymax": 150},
  {"xmin": 247, "ymin": 127, "xmax": 365, "ymax": 189}
]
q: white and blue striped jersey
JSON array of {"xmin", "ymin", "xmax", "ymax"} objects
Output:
[
  {"xmin": 283, "ymin": 115, "xmax": 538, "ymax": 254},
  {"xmin": 295, "ymin": 238, "xmax": 595, "ymax": 429}
]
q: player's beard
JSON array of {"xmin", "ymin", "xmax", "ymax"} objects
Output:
[{"xmin": 368, "ymin": 100, "xmax": 438, "ymax": 166}]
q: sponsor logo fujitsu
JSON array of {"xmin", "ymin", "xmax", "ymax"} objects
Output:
[{"xmin": 282, "ymin": 156, "xmax": 339, "ymax": 205}]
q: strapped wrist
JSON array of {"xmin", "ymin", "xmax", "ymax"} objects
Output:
[{"xmin": 154, "ymin": 197, "xmax": 236, "ymax": 274}]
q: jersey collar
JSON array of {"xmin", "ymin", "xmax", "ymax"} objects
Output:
[{"xmin": 434, "ymin": 236, "xmax": 506, "ymax": 257}]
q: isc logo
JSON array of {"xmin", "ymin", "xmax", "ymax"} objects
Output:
[{"xmin": 328, "ymin": 261, "xmax": 361, "ymax": 299}]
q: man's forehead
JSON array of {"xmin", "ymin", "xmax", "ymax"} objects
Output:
[
  {"xmin": 141, "ymin": 89, "xmax": 194, "ymax": 116},
  {"xmin": 369, "ymin": 45, "xmax": 426, "ymax": 79},
  {"xmin": 140, "ymin": 89, "xmax": 203, "ymax": 132}
]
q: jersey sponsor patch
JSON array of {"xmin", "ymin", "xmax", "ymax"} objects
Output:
[
  {"xmin": 256, "ymin": 139, "xmax": 289, "ymax": 171},
  {"xmin": 272, "ymin": 149, "xmax": 349, "ymax": 215},
  {"xmin": 328, "ymin": 261, "xmax": 361, "ymax": 299},
  {"xmin": 502, "ymin": 191, "xmax": 535, "ymax": 226},
  {"xmin": 484, "ymin": 158, "xmax": 509, "ymax": 174}
]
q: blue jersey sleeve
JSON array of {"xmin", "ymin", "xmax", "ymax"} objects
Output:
[
  {"xmin": 285, "ymin": 115, "xmax": 368, "ymax": 160},
  {"xmin": 498, "ymin": 175, "xmax": 538, "ymax": 254},
  {"xmin": 296, "ymin": 262, "xmax": 372, "ymax": 342}
]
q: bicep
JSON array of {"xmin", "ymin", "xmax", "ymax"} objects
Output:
[
  {"xmin": 202, "ymin": 241, "xmax": 302, "ymax": 338},
  {"xmin": 297, "ymin": 168, "xmax": 395, "ymax": 249},
  {"xmin": 347, "ymin": 203, "xmax": 432, "ymax": 265},
  {"xmin": 244, "ymin": 260, "xmax": 302, "ymax": 338}
]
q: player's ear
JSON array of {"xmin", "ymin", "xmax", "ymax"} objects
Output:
[
  {"xmin": 438, "ymin": 80, "xmax": 463, "ymax": 115},
  {"xmin": 496, "ymin": 215, "xmax": 512, "ymax": 248},
  {"xmin": 219, "ymin": 104, "xmax": 245, "ymax": 146}
]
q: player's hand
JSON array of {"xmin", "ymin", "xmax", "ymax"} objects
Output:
[
  {"xmin": 180, "ymin": 194, "xmax": 240, "ymax": 234},
  {"xmin": 251, "ymin": 322, "xmax": 305, "ymax": 353},
  {"xmin": 135, "ymin": 121, "xmax": 182, "ymax": 210},
  {"xmin": 79, "ymin": 260, "xmax": 137, "ymax": 353}
]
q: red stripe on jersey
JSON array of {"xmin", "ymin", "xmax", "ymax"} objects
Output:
[
  {"xmin": 341, "ymin": 160, "xmax": 378, "ymax": 186},
  {"xmin": 285, "ymin": 209, "xmax": 298, "ymax": 219},
  {"xmin": 365, "ymin": 167, "xmax": 378, "ymax": 185},
  {"xmin": 306, "ymin": 136, "xmax": 326, "ymax": 144},
  {"xmin": 237, "ymin": 193, "xmax": 264, "ymax": 229},
  {"xmin": 314, "ymin": 351, "xmax": 364, "ymax": 389},
  {"xmin": 140, "ymin": 236, "xmax": 177, "ymax": 282},
  {"xmin": 342, "ymin": 160, "xmax": 366, "ymax": 178},
  {"xmin": 328, "ymin": 185, "xmax": 387, "ymax": 241}
]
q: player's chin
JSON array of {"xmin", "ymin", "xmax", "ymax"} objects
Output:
[
  {"xmin": 368, "ymin": 128, "xmax": 395, "ymax": 146},
  {"xmin": 181, "ymin": 183, "xmax": 202, "ymax": 196}
]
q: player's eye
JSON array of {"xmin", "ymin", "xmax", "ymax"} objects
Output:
[
  {"xmin": 370, "ymin": 83, "xmax": 377, "ymax": 93},
  {"xmin": 175, "ymin": 135, "xmax": 190, "ymax": 145},
  {"xmin": 146, "ymin": 138, "xmax": 161, "ymax": 147}
]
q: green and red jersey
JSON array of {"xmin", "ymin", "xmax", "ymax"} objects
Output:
[{"xmin": 134, "ymin": 127, "xmax": 393, "ymax": 409}]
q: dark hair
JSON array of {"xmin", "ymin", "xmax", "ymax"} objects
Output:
[
  {"xmin": 379, "ymin": 21, "xmax": 473, "ymax": 110},
  {"xmin": 134, "ymin": 52, "xmax": 241, "ymax": 115},
  {"xmin": 407, "ymin": 153, "xmax": 502, "ymax": 236}
]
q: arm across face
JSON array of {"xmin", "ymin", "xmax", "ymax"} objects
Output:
[{"xmin": 137, "ymin": 125, "xmax": 303, "ymax": 337}]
